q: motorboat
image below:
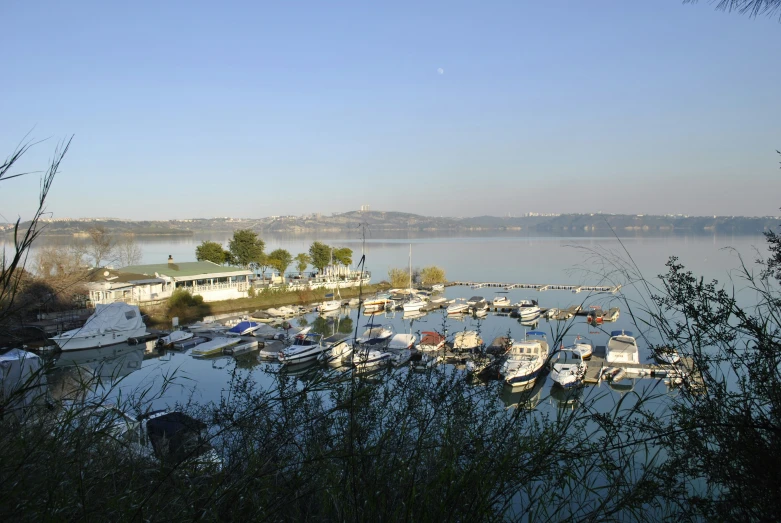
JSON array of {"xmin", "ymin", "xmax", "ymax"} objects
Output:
[
  {"xmin": 486, "ymin": 336, "xmax": 514, "ymax": 355},
  {"xmin": 223, "ymin": 340, "xmax": 259, "ymax": 356},
  {"xmin": 0, "ymin": 349, "xmax": 47, "ymax": 416},
  {"xmin": 352, "ymin": 347, "xmax": 392, "ymax": 369},
  {"xmin": 227, "ymin": 321, "xmax": 261, "ymax": 336},
  {"xmin": 278, "ymin": 333, "xmax": 328, "ymax": 365},
  {"xmin": 156, "ymin": 330, "xmax": 194, "ymax": 349},
  {"xmin": 603, "ymin": 307, "xmax": 620, "ymax": 322},
  {"xmin": 471, "ymin": 299, "xmax": 489, "ymax": 313},
  {"xmin": 172, "ymin": 336, "xmax": 207, "ymax": 350},
  {"xmin": 500, "ymin": 331, "xmax": 549, "ymax": 386},
  {"xmin": 388, "ymin": 333, "xmax": 417, "ymax": 351},
  {"xmin": 515, "ymin": 299, "xmax": 541, "ymax": 320},
  {"xmin": 446, "ymin": 298, "xmax": 469, "ymax": 315},
  {"xmin": 391, "ymin": 350, "xmax": 413, "ymax": 367},
  {"xmin": 187, "ymin": 321, "xmax": 230, "ymax": 333},
  {"xmin": 492, "ymin": 295, "xmax": 511, "ymax": 307},
  {"xmin": 402, "ymin": 296, "xmax": 427, "ymax": 313},
  {"xmin": 355, "ymin": 325, "xmax": 394, "ymax": 349},
  {"xmin": 317, "ymin": 334, "xmax": 354, "ymax": 364},
  {"xmin": 51, "ymin": 303, "xmax": 147, "ymax": 351},
  {"xmin": 191, "ymin": 337, "xmax": 240, "ymax": 357},
  {"xmin": 257, "ymin": 340, "xmax": 284, "ymax": 360},
  {"xmin": 362, "ymin": 293, "xmax": 392, "ymax": 312},
  {"xmin": 319, "ymin": 292, "xmax": 342, "ymax": 313},
  {"xmin": 655, "ymin": 346, "xmax": 681, "ymax": 365},
  {"xmin": 430, "ymin": 284, "xmax": 445, "ymax": 292},
  {"xmin": 605, "ymin": 330, "xmax": 640, "ymax": 364},
  {"xmin": 402, "ymin": 309, "xmax": 426, "ymax": 320},
  {"xmin": 452, "ymin": 331, "xmax": 482, "ymax": 352},
  {"xmin": 417, "ymin": 331, "xmax": 446, "ymax": 352},
  {"xmin": 564, "ymin": 336, "xmax": 593, "ymax": 359},
  {"xmin": 466, "ymin": 296, "xmax": 484, "ymax": 307},
  {"xmin": 550, "ymin": 349, "xmax": 588, "ymax": 389}
]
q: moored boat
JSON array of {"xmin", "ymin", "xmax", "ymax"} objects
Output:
[
  {"xmin": 417, "ymin": 331, "xmax": 446, "ymax": 352},
  {"xmin": 227, "ymin": 321, "xmax": 261, "ymax": 336},
  {"xmin": 550, "ymin": 349, "xmax": 588, "ymax": 389},
  {"xmin": 446, "ymin": 298, "xmax": 469, "ymax": 315},
  {"xmin": 500, "ymin": 331, "xmax": 549, "ymax": 386},
  {"xmin": 192, "ymin": 337, "xmax": 241, "ymax": 357},
  {"xmin": 51, "ymin": 303, "xmax": 147, "ymax": 351},
  {"xmin": 605, "ymin": 330, "xmax": 640, "ymax": 364},
  {"xmin": 278, "ymin": 333, "xmax": 327, "ymax": 365},
  {"xmin": 156, "ymin": 330, "xmax": 194, "ymax": 349}
]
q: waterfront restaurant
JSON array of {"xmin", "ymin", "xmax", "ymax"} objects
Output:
[{"xmin": 86, "ymin": 257, "xmax": 253, "ymax": 305}]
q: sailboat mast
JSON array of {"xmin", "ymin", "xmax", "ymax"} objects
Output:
[{"xmin": 409, "ymin": 244, "xmax": 412, "ymax": 292}]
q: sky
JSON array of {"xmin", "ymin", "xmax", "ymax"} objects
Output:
[{"xmin": 1, "ymin": 0, "xmax": 780, "ymax": 221}]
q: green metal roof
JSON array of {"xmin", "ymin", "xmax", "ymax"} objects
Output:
[{"xmin": 119, "ymin": 261, "xmax": 250, "ymax": 278}]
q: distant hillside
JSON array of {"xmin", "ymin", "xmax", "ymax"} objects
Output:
[{"xmin": 8, "ymin": 212, "xmax": 778, "ymax": 237}]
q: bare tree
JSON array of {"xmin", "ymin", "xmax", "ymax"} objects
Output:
[
  {"xmin": 115, "ymin": 234, "xmax": 142, "ymax": 267},
  {"xmin": 0, "ymin": 135, "xmax": 72, "ymax": 323},
  {"xmin": 86, "ymin": 225, "xmax": 116, "ymax": 267},
  {"xmin": 684, "ymin": 0, "xmax": 781, "ymax": 20}
]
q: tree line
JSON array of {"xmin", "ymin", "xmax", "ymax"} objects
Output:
[{"xmin": 195, "ymin": 233, "xmax": 354, "ymax": 280}]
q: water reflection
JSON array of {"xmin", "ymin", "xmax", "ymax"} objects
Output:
[
  {"xmin": 500, "ymin": 375, "xmax": 547, "ymax": 410},
  {"xmin": 49, "ymin": 344, "xmax": 144, "ymax": 401}
]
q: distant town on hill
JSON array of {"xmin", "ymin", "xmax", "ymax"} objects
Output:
[{"xmin": 6, "ymin": 211, "xmax": 779, "ymax": 236}]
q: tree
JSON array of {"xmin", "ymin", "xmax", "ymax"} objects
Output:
[
  {"xmin": 309, "ymin": 241, "xmax": 332, "ymax": 273},
  {"xmin": 388, "ymin": 267, "xmax": 409, "ymax": 288},
  {"xmin": 196, "ymin": 241, "xmax": 229, "ymax": 265},
  {"xmin": 228, "ymin": 229, "xmax": 265, "ymax": 268},
  {"xmin": 268, "ymin": 249, "xmax": 293, "ymax": 280},
  {"xmin": 254, "ymin": 253, "xmax": 271, "ymax": 281},
  {"xmin": 684, "ymin": 0, "xmax": 781, "ymax": 20},
  {"xmin": 294, "ymin": 253, "xmax": 311, "ymax": 276},
  {"xmin": 86, "ymin": 226, "xmax": 116, "ymax": 267},
  {"xmin": 332, "ymin": 247, "xmax": 353, "ymax": 268},
  {"xmin": 116, "ymin": 235, "xmax": 142, "ymax": 267},
  {"xmin": 420, "ymin": 265, "xmax": 446, "ymax": 285}
]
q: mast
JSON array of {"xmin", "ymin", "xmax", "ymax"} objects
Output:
[{"xmin": 409, "ymin": 244, "xmax": 412, "ymax": 293}]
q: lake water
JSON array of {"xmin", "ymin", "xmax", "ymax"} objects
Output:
[{"xmin": 42, "ymin": 232, "xmax": 769, "ymax": 415}]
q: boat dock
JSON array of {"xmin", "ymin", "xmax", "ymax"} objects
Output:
[
  {"xmin": 581, "ymin": 345, "xmax": 702, "ymax": 389},
  {"xmin": 448, "ymin": 281, "xmax": 622, "ymax": 294}
]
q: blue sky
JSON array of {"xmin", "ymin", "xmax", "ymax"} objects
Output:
[{"xmin": 2, "ymin": 0, "xmax": 779, "ymax": 220}]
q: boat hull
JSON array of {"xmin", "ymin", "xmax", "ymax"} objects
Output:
[{"xmin": 52, "ymin": 327, "xmax": 148, "ymax": 351}]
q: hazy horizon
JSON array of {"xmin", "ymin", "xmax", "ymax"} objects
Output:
[{"xmin": 2, "ymin": 1, "xmax": 780, "ymax": 222}]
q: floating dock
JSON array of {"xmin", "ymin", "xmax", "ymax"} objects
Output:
[{"xmin": 448, "ymin": 281, "xmax": 622, "ymax": 294}]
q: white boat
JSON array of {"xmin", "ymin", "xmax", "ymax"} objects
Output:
[
  {"xmin": 258, "ymin": 340, "xmax": 284, "ymax": 360},
  {"xmin": 430, "ymin": 284, "xmax": 445, "ymax": 292},
  {"xmin": 515, "ymin": 299, "xmax": 541, "ymax": 320},
  {"xmin": 352, "ymin": 347, "xmax": 392, "ymax": 369},
  {"xmin": 500, "ymin": 331, "xmax": 549, "ymax": 386},
  {"xmin": 655, "ymin": 346, "xmax": 681, "ymax": 365},
  {"xmin": 492, "ymin": 295, "xmax": 511, "ymax": 307},
  {"xmin": 550, "ymin": 349, "xmax": 588, "ymax": 389},
  {"xmin": 466, "ymin": 296, "xmax": 484, "ymax": 307},
  {"xmin": 318, "ymin": 334, "xmax": 354, "ymax": 364},
  {"xmin": 429, "ymin": 296, "xmax": 447, "ymax": 306},
  {"xmin": 446, "ymin": 298, "xmax": 469, "ymax": 315},
  {"xmin": 564, "ymin": 336, "xmax": 593, "ymax": 359},
  {"xmin": 388, "ymin": 333, "xmax": 417, "ymax": 351},
  {"xmin": 544, "ymin": 308, "xmax": 560, "ymax": 319},
  {"xmin": 188, "ymin": 321, "xmax": 229, "ymax": 333},
  {"xmin": 51, "ymin": 303, "xmax": 147, "ymax": 351},
  {"xmin": 191, "ymin": 336, "xmax": 240, "ymax": 357},
  {"xmin": 356, "ymin": 325, "xmax": 394, "ymax": 349},
  {"xmin": 453, "ymin": 331, "xmax": 482, "ymax": 352},
  {"xmin": 402, "ymin": 296, "xmax": 426, "ymax": 313},
  {"xmin": 605, "ymin": 330, "xmax": 640, "ymax": 364},
  {"xmin": 278, "ymin": 333, "xmax": 328, "ymax": 365},
  {"xmin": 471, "ymin": 300, "xmax": 489, "ymax": 315},
  {"xmin": 319, "ymin": 287, "xmax": 342, "ymax": 313},
  {"xmin": 417, "ymin": 331, "xmax": 446, "ymax": 352},
  {"xmin": 410, "ymin": 352, "xmax": 442, "ymax": 370},
  {"xmin": 362, "ymin": 295, "xmax": 392, "ymax": 312},
  {"xmin": 156, "ymin": 330, "xmax": 194, "ymax": 349}
]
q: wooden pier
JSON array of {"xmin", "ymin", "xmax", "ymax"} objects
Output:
[{"xmin": 449, "ymin": 281, "xmax": 622, "ymax": 294}]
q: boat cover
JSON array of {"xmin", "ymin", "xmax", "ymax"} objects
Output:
[
  {"xmin": 610, "ymin": 330, "xmax": 633, "ymax": 337},
  {"xmin": 77, "ymin": 303, "xmax": 144, "ymax": 335},
  {"xmin": 0, "ymin": 349, "xmax": 47, "ymax": 415},
  {"xmin": 228, "ymin": 321, "xmax": 259, "ymax": 334},
  {"xmin": 527, "ymin": 331, "xmax": 547, "ymax": 337}
]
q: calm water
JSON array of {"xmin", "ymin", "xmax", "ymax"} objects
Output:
[{"xmin": 43, "ymin": 232, "xmax": 768, "ymax": 414}]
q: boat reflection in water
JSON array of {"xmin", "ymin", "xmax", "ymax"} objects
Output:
[
  {"xmin": 500, "ymin": 375, "xmax": 547, "ymax": 411},
  {"xmin": 549, "ymin": 384, "xmax": 583, "ymax": 411},
  {"xmin": 49, "ymin": 344, "xmax": 144, "ymax": 402}
]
